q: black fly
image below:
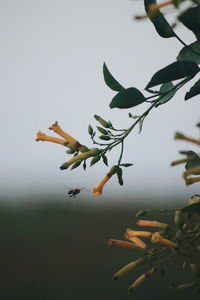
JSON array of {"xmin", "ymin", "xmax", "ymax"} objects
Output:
[{"xmin": 68, "ymin": 188, "xmax": 83, "ymax": 198}]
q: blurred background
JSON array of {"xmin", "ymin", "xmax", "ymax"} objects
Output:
[{"xmin": 0, "ymin": 0, "xmax": 199, "ymax": 299}]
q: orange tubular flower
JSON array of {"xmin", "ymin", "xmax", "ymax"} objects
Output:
[
  {"xmin": 151, "ymin": 232, "xmax": 178, "ymax": 249},
  {"xmin": 125, "ymin": 233, "xmax": 148, "ymax": 250},
  {"xmin": 126, "ymin": 229, "xmax": 152, "ymax": 238},
  {"xmin": 136, "ymin": 220, "xmax": 168, "ymax": 229},
  {"xmin": 49, "ymin": 121, "xmax": 88, "ymax": 152},
  {"xmin": 35, "ymin": 131, "xmax": 66, "ymax": 146},
  {"xmin": 108, "ymin": 239, "xmax": 137, "ymax": 249},
  {"xmin": 93, "ymin": 166, "xmax": 118, "ymax": 196},
  {"xmin": 93, "ymin": 173, "xmax": 112, "ymax": 196}
]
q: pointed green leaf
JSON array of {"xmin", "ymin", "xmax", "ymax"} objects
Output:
[
  {"xmin": 96, "ymin": 126, "xmax": 109, "ymax": 135},
  {"xmin": 88, "ymin": 124, "xmax": 94, "ymax": 136},
  {"xmin": 138, "ymin": 117, "xmax": 145, "ymax": 134},
  {"xmin": 110, "ymin": 88, "xmax": 146, "ymax": 109},
  {"xmin": 155, "ymin": 82, "xmax": 176, "ymax": 107},
  {"xmin": 99, "ymin": 135, "xmax": 111, "ymax": 141},
  {"xmin": 178, "ymin": 6, "xmax": 200, "ymax": 38},
  {"xmin": 102, "ymin": 154, "xmax": 108, "ymax": 166},
  {"xmin": 103, "ymin": 63, "xmax": 125, "ymax": 92},
  {"xmin": 177, "ymin": 41, "xmax": 200, "ymax": 64},
  {"xmin": 146, "ymin": 61, "xmax": 199, "ymax": 89},
  {"xmin": 120, "ymin": 163, "xmax": 133, "ymax": 167},
  {"xmin": 144, "ymin": 0, "xmax": 175, "ymax": 38},
  {"xmin": 185, "ymin": 151, "xmax": 200, "ymax": 171},
  {"xmin": 185, "ymin": 79, "xmax": 200, "ymax": 100},
  {"xmin": 116, "ymin": 167, "xmax": 123, "ymax": 185},
  {"xmin": 83, "ymin": 160, "xmax": 87, "ymax": 170}
]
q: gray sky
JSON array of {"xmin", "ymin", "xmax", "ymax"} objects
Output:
[{"xmin": 0, "ymin": 0, "xmax": 199, "ymax": 203}]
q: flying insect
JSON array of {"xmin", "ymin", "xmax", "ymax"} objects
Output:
[{"xmin": 67, "ymin": 188, "xmax": 85, "ymax": 198}]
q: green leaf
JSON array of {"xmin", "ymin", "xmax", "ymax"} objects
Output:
[
  {"xmin": 83, "ymin": 160, "xmax": 87, "ymax": 170},
  {"xmin": 103, "ymin": 63, "xmax": 125, "ymax": 92},
  {"xmin": 102, "ymin": 154, "xmax": 108, "ymax": 166},
  {"xmin": 99, "ymin": 135, "xmax": 111, "ymax": 141},
  {"xmin": 155, "ymin": 82, "xmax": 176, "ymax": 107},
  {"xmin": 177, "ymin": 41, "xmax": 200, "ymax": 64},
  {"xmin": 185, "ymin": 79, "xmax": 200, "ymax": 100},
  {"xmin": 144, "ymin": 0, "xmax": 175, "ymax": 38},
  {"xmin": 138, "ymin": 117, "xmax": 145, "ymax": 134},
  {"xmin": 120, "ymin": 163, "xmax": 133, "ymax": 167},
  {"xmin": 88, "ymin": 124, "xmax": 93, "ymax": 136},
  {"xmin": 116, "ymin": 167, "xmax": 123, "ymax": 185},
  {"xmin": 90, "ymin": 155, "xmax": 101, "ymax": 166},
  {"xmin": 178, "ymin": 6, "xmax": 200, "ymax": 38},
  {"xmin": 185, "ymin": 151, "xmax": 200, "ymax": 171},
  {"xmin": 146, "ymin": 61, "xmax": 199, "ymax": 89},
  {"xmin": 96, "ymin": 126, "xmax": 109, "ymax": 135},
  {"xmin": 110, "ymin": 88, "xmax": 146, "ymax": 109},
  {"xmin": 181, "ymin": 202, "xmax": 200, "ymax": 215}
]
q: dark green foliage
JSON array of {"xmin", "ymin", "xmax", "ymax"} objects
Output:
[
  {"xmin": 102, "ymin": 154, "xmax": 108, "ymax": 166},
  {"xmin": 96, "ymin": 126, "xmax": 109, "ymax": 135},
  {"xmin": 88, "ymin": 124, "xmax": 94, "ymax": 136},
  {"xmin": 155, "ymin": 82, "xmax": 176, "ymax": 107},
  {"xmin": 144, "ymin": 0, "xmax": 175, "ymax": 38},
  {"xmin": 120, "ymin": 163, "xmax": 133, "ymax": 167},
  {"xmin": 177, "ymin": 41, "xmax": 200, "ymax": 64},
  {"xmin": 185, "ymin": 151, "xmax": 200, "ymax": 171},
  {"xmin": 99, "ymin": 135, "xmax": 111, "ymax": 140},
  {"xmin": 110, "ymin": 88, "xmax": 146, "ymax": 109},
  {"xmin": 178, "ymin": 6, "xmax": 200, "ymax": 39},
  {"xmin": 181, "ymin": 202, "xmax": 200, "ymax": 215},
  {"xmin": 116, "ymin": 167, "xmax": 123, "ymax": 185},
  {"xmin": 185, "ymin": 79, "xmax": 200, "ymax": 100},
  {"xmin": 103, "ymin": 63, "xmax": 125, "ymax": 92},
  {"xmin": 146, "ymin": 61, "xmax": 199, "ymax": 89}
]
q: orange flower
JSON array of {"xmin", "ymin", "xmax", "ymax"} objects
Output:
[
  {"xmin": 125, "ymin": 232, "xmax": 148, "ymax": 249},
  {"xmin": 93, "ymin": 173, "xmax": 112, "ymax": 196},
  {"xmin": 136, "ymin": 220, "xmax": 168, "ymax": 229},
  {"xmin": 125, "ymin": 229, "xmax": 152, "ymax": 238},
  {"xmin": 93, "ymin": 166, "xmax": 118, "ymax": 196},
  {"xmin": 108, "ymin": 239, "xmax": 137, "ymax": 249},
  {"xmin": 48, "ymin": 121, "xmax": 89, "ymax": 152},
  {"xmin": 35, "ymin": 131, "xmax": 66, "ymax": 146},
  {"xmin": 151, "ymin": 232, "xmax": 178, "ymax": 249}
]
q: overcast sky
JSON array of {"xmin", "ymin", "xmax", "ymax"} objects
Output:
[{"xmin": 0, "ymin": 0, "xmax": 199, "ymax": 203}]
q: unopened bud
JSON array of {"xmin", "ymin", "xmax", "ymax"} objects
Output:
[
  {"xmin": 112, "ymin": 257, "xmax": 146, "ymax": 280},
  {"xmin": 94, "ymin": 115, "xmax": 110, "ymax": 128}
]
